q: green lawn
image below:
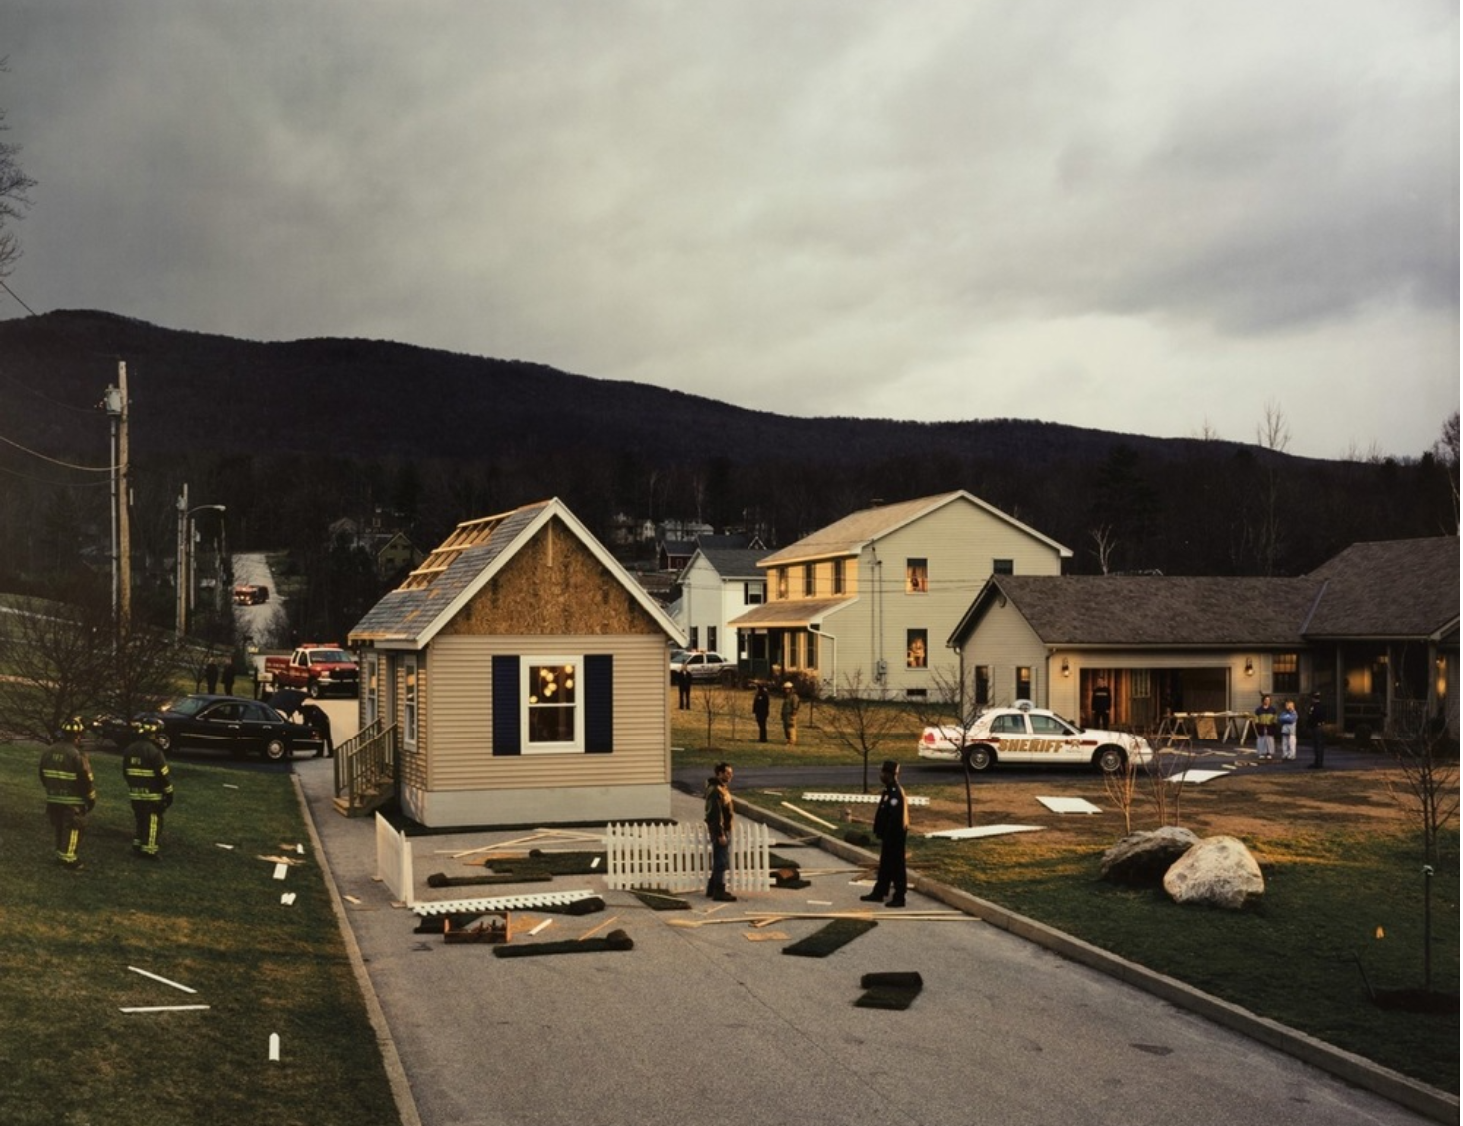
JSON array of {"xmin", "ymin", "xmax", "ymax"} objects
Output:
[{"xmin": 1, "ymin": 740, "xmax": 400, "ymax": 1126}]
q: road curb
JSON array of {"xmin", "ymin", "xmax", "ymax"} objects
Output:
[
  {"xmin": 292, "ymin": 772, "xmax": 424, "ymax": 1126},
  {"xmin": 746, "ymin": 798, "xmax": 1459, "ymax": 1126}
]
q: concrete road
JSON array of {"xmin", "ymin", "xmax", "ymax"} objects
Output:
[{"xmin": 294, "ymin": 761, "xmax": 1444, "ymax": 1126}]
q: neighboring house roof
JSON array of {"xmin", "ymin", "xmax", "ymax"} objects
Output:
[
  {"xmin": 349, "ymin": 498, "xmax": 684, "ymax": 648},
  {"xmin": 1302, "ymin": 537, "xmax": 1459, "ymax": 640},
  {"xmin": 729, "ymin": 596, "xmax": 856, "ymax": 629},
  {"xmin": 949, "ymin": 536, "xmax": 1459, "ymax": 650},
  {"xmin": 692, "ymin": 548, "xmax": 766, "ymax": 579},
  {"xmin": 758, "ymin": 490, "xmax": 1072, "ymax": 567},
  {"xmin": 951, "ymin": 575, "xmax": 1321, "ymax": 649}
]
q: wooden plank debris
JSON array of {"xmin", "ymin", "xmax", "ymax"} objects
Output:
[
  {"xmin": 120, "ymin": 1005, "xmax": 211, "ymax": 1013},
  {"xmin": 780, "ymin": 802, "xmax": 839, "ymax": 830},
  {"xmin": 1036, "ymin": 796, "xmax": 1104, "ymax": 815},
  {"xmin": 127, "ymin": 966, "xmax": 197, "ymax": 994},
  {"xmin": 924, "ymin": 824, "xmax": 1044, "ymax": 840}
]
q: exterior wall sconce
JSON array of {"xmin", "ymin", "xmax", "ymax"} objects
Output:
[
  {"xmin": 1244, "ymin": 657, "xmax": 1255, "ymax": 676},
  {"xmin": 1061, "ymin": 657, "xmax": 1070, "ymax": 677}
]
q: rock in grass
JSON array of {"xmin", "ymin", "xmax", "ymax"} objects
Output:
[
  {"xmin": 1100, "ymin": 827, "xmax": 1200, "ymax": 886},
  {"xmin": 1162, "ymin": 835, "xmax": 1264, "ymax": 909}
]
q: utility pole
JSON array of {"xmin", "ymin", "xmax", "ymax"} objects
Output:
[{"xmin": 101, "ymin": 361, "xmax": 132, "ymax": 636}]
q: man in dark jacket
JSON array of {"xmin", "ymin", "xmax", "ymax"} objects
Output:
[
  {"xmin": 751, "ymin": 685, "xmax": 770, "ymax": 742},
  {"xmin": 1306, "ymin": 691, "xmax": 1327, "ymax": 770},
  {"xmin": 122, "ymin": 719, "xmax": 174, "ymax": 859},
  {"xmin": 301, "ymin": 702, "xmax": 334, "ymax": 758},
  {"xmin": 703, "ymin": 762, "xmax": 736, "ymax": 902},
  {"xmin": 860, "ymin": 760, "xmax": 909, "ymax": 908},
  {"xmin": 39, "ymin": 717, "xmax": 95, "ymax": 870}
]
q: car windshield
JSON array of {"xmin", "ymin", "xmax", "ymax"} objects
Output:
[
  {"xmin": 163, "ymin": 696, "xmax": 209, "ymax": 717},
  {"xmin": 308, "ymin": 649, "xmax": 352, "ymax": 663}
]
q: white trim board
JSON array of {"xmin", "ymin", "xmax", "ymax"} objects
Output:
[{"xmin": 925, "ymin": 824, "xmax": 1044, "ymax": 840}]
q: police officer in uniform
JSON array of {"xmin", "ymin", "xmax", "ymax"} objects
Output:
[
  {"xmin": 860, "ymin": 760, "xmax": 909, "ymax": 908},
  {"xmin": 38, "ymin": 717, "xmax": 95, "ymax": 870},
  {"xmin": 122, "ymin": 719, "xmax": 174, "ymax": 859}
]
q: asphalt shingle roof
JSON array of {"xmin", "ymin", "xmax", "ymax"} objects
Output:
[{"xmin": 1303, "ymin": 536, "xmax": 1459, "ymax": 638}]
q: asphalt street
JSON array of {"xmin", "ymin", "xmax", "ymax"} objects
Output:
[{"xmin": 291, "ymin": 745, "xmax": 1447, "ymax": 1126}]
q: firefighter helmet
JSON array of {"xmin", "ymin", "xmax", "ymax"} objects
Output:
[
  {"xmin": 61, "ymin": 716, "xmax": 87, "ymax": 735},
  {"xmin": 132, "ymin": 717, "xmax": 163, "ymax": 736}
]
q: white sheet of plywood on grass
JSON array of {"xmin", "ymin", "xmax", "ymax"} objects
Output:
[
  {"xmin": 1168, "ymin": 769, "xmax": 1231, "ymax": 784},
  {"xmin": 924, "ymin": 824, "xmax": 1045, "ymax": 840},
  {"xmin": 1036, "ymin": 796, "xmax": 1104, "ymax": 814},
  {"xmin": 800, "ymin": 792, "xmax": 931, "ymax": 806}
]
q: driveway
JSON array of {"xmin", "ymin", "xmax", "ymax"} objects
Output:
[{"xmin": 293, "ymin": 758, "xmax": 1444, "ymax": 1126}]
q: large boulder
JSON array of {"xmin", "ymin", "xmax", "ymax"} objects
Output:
[
  {"xmin": 1100, "ymin": 827, "xmax": 1201, "ymax": 886},
  {"xmin": 1162, "ymin": 835, "xmax": 1264, "ymax": 909}
]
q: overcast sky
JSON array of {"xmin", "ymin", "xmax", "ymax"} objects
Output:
[{"xmin": 3, "ymin": 2, "xmax": 1457, "ymax": 460}]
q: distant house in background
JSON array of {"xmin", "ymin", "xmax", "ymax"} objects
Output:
[
  {"xmin": 328, "ymin": 513, "xmax": 425, "ymax": 582},
  {"xmin": 348, "ymin": 498, "xmax": 685, "ymax": 828},
  {"xmin": 947, "ymin": 536, "xmax": 1458, "ymax": 739},
  {"xmin": 675, "ymin": 547, "xmax": 767, "ymax": 656},
  {"xmin": 729, "ymin": 491, "xmax": 1071, "ymax": 697}
]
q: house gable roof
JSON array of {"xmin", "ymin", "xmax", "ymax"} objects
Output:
[
  {"xmin": 758, "ymin": 490, "xmax": 1072, "ymax": 568},
  {"xmin": 349, "ymin": 498, "xmax": 684, "ymax": 649},
  {"xmin": 952, "ymin": 575, "xmax": 1321, "ymax": 649},
  {"xmin": 691, "ymin": 548, "xmax": 767, "ymax": 579},
  {"xmin": 1302, "ymin": 536, "xmax": 1459, "ymax": 639}
]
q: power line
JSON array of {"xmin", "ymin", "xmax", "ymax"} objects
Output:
[
  {"xmin": 0, "ymin": 429, "xmax": 116, "ymax": 472},
  {"xmin": 0, "ymin": 277, "xmax": 37, "ymax": 316},
  {"xmin": 0, "ymin": 460, "xmax": 111, "ymax": 487}
]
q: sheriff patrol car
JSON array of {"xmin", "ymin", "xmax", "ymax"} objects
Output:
[{"xmin": 917, "ymin": 701, "xmax": 1153, "ymax": 773}]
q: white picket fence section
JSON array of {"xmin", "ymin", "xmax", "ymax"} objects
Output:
[
  {"xmin": 376, "ymin": 812, "xmax": 414, "ymax": 907},
  {"xmin": 801, "ymin": 791, "xmax": 930, "ymax": 806},
  {"xmin": 604, "ymin": 820, "xmax": 772, "ymax": 894}
]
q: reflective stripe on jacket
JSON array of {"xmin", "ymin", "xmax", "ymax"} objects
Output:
[
  {"xmin": 122, "ymin": 741, "xmax": 174, "ymax": 803},
  {"xmin": 39, "ymin": 742, "xmax": 96, "ymax": 808}
]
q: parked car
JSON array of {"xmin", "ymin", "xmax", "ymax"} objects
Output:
[
  {"xmin": 104, "ymin": 694, "xmax": 324, "ymax": 762},
  {"xmin": 669, "ymin": 650, "xmax": 734, "ymax": 682},
  {"xmin": 917, "ymin": 702, "xmax": 1152, "ymax": 773}
]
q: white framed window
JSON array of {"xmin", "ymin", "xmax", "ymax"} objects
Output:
[
  {"xmin": 364, "ymin": 654, "xmax": 379, "ymax": 726},
  {"xmin": 744, "ymin": 581, "xmax": 766, "ymax": 605},
  {"xmin": 522, "ymin": 656, "xmax": 583, "ymax": 753},
  {"xmin": 403, "ymin": 656, "xmax": 418, "ymax": 749}
]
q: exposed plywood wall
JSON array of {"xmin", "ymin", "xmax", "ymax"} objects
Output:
[{"xmin": 442, "ymin": 516, "xmax": 663, "ymax": 638}]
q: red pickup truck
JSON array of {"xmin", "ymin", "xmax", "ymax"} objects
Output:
[{"xmin": 261, "ymin": 645, "xmax": 360, "ymax": 698}]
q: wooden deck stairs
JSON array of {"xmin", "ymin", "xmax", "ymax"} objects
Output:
[{"xmin": 332, "ymin": 719, "xmax": 399, "ymax": 817}]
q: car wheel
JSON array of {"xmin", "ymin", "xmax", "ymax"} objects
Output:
[
  {"xmin": 307, "ymin": 682, "xmax": 322, "ymax": 699},
  {"xmin": 963, "ymin": 744, "xmax": 994, "ymax": 772},
  {"xmin": 1096, "ymin": 746, "xmax": 1127, "ymax": 773},
  {"xmin": 264, "ymin": 738, "xmax": 289, "ymax": 762}
]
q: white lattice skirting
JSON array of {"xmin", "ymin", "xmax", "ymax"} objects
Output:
[{"xmin": 605, "ymin": 820, "xmax": 772, "ymax": 894}]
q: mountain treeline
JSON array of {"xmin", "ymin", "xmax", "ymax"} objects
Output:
[{"xmin": 0, "ymin": 309, "xmax": 1456, "ymax": 642}]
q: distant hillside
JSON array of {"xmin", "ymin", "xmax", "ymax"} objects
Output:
[{"xmin": 0, "ymin": 309, "xmax": 1244, "ymax": 467}]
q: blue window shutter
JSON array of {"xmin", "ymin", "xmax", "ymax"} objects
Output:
[
  {"xmin": 492, "ymin": 655, "xmax": 521, "ymax": 755},
  {"xmin": 585, "ymin": 654, "xmax": 613, "ymax": 754}
]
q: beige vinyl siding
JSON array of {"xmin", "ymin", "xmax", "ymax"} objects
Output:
[
  {"xmin": 966, "ymin": 597, "xmax": 1050, "ymax": 708},
  {"xmin": 847, "ymin": 499, "xmax": 1065, "ymax": 695},
  {"xmin": 424, "ymin": 633, "xmax": 669, "ymax": 792}
]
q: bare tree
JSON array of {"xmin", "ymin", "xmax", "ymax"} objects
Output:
[
  {"xmin": 0, "ymin": 595, "xmax": 113, "ymax": 742},
  {"xmin": 1379, "ymin": 727, "xmax": 1459, "ymax": 994},
  {"xmin": 908, "ymin": 665, "xmax": 988, "ymax": 827},
  {"xmin": 1090, "ymin": 524, "xmax": 1118, "ymax": 574},
  {"xmin": 1252, "ymin": 399, "xmax": 1291, "ymax": 575},
  {"xmin": 819, "ymin": 669, "xmax": 907, "ymax": 792},
  {"xmin": 0, "ymin": 64, "xmax": 36, "ymax": 279},
  {"xmin": 1433, "ymin": 410, "xmax": 1460, "ymax": 532}
]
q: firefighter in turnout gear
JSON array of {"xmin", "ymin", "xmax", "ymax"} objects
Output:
[
  {"xmin": 123, "ymin": 718, "xmax": 174, "ymax": 859},
  {"xmin": 39, "ymin": 717, "xmax": 95, "ymax": 869}
]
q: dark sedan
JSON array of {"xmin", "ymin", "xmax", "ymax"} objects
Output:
[{"xmin": 130, "ymin": 694, "xmax": 323, "ymax": 762}]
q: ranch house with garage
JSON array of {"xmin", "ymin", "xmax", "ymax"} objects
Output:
[{"xmin": 346, "ymin": 498, "xmax": 686, "ymax": 828}]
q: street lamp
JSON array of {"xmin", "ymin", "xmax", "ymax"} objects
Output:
[{"xmin": 176, "ymin": 488, "xmax": 226, "ymax": 638}]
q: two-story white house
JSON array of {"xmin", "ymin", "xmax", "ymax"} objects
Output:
[
  {"xmin": 675, "ymin": 547, "xmax": 767, "ymax": 658},
  {"xmin": 728, "ymin": 491, "xmax": 1071, "ymax": 698}
]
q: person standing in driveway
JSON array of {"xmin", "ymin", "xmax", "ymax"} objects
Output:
[
  {"xmin": 1254, "ymin": 694, "xmax": 1278, "ymax": 761},
  {"xmin": 860, "ymin": 759, "xmax": 909, "ymax": 908},
  {"xmin": 302, "ymin": 702, "xmax": 334, "ymax": 758},
  {"xmin": 1090, "ymin": 678, "xmax": 1112, "ymax": 728},
  {"xmin": 675, "ymin": 665, "xmax": 693, "ymax": 711},
  {"xmin": 39, "ymin": 718, "xmax": 95, "ymax": 870},
  {"xmin": 122, "ymin": 719, "xmax": 174, "ymax": 859},
  {"xmin": 1278, "ymin": 699, "xmax": 1298, "ymax": 761},
  {"xmin": 703, "ymin": 762, "xmax": 736, "ymax": 902},
  {"xmin": 1306, "ymin": 691, "xmax": 1328, "ymax": 770}
]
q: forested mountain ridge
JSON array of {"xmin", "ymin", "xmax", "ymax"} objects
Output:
[{"xmin": 0, "ymin": 310, "xmax": 1455, "ymax": 626}]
